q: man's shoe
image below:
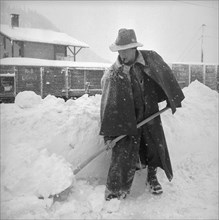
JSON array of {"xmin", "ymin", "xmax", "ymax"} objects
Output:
[
  {"xmin": 105, "ymin": 191, "xmax": 127, "ymax": 201},
  {"xmin": 119, "ymin": 191, "xmax": 127, "ymax": 200},
  {"xmin": 146, "ymin": 166, "xmax": 163, "ymax": 195},
  {"xmin": 106, "ymin": 194, "xmax": 119, "ymax": 201}
]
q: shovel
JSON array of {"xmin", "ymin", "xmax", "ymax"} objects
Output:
[{"xmin": 42, "ymin": 106, "xmax": 170, "ymax": 203}]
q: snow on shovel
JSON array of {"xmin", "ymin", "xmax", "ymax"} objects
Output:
[{"xmin": 40, "ymin": 106, "xmax": 169, "ymax": 203}]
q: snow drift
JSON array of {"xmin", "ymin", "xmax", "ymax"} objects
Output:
[{"xmin": 0, "ymin": 80, "xmax": 218, "ymax": 219}]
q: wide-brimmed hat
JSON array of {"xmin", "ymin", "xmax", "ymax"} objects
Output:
[{"xmin": 109, "ymin": 28, "xmax": 143, "ymax": 52}]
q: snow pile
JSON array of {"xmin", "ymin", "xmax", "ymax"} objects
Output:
[
  {"xmin": 15, "ymin": 91, "xmax": 42, "ymax": 108},
  {"xmin": 0, "ymin": 80, "xmax": 218, "ymax": 219},
  {"xmin": 1, "ymin": 143, "xmax": 73, "ymax": 199}
]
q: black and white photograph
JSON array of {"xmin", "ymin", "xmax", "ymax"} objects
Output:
[{"xmin": 0, "ymin": 1, "xmax": 218, "ymax": 219}]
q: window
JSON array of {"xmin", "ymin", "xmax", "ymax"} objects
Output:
[{"xmin": 0, "ymin": 77, "xmax": 14, "ymax": 93}]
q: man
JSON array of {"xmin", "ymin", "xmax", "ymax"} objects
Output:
[{"xmin": 100, "ymin": 28, "xmax": 185, "ymax": 201}]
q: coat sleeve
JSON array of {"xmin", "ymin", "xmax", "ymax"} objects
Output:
[{"xmin": 99, "ymin": 66, "xmax": 138, "ymax": 136}]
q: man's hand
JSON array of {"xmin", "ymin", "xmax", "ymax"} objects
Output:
[{"xmin": 105, "ymin": 140, "xmax": 116, "ymax": 150}]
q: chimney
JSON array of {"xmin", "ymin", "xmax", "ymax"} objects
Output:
[{"xmin": 11, "ymin": 14, "xmax": 19, "ymax": 28}]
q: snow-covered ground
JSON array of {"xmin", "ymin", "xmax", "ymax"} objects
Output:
[{"xmin": 1, "ymin": 80, "xmax": 218, "ymax": 219}]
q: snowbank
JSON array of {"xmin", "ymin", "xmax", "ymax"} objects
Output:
[{"xmin": 0, "ymin": 80, "xmax": 218, "ymax": 219}]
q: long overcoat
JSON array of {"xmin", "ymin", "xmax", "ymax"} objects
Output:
[{"xmin": 99, "ymin": 50, "xmax": 185, "ymax": 181}]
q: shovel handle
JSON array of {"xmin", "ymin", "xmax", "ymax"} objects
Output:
[{"xmin": 73, "ymin": 106, "xmax": 169, "ymax": 175}]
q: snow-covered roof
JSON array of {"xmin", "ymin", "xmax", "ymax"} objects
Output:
[
  {"xmin": 0, "ymin": 24, "xmax": 89, "ymax": 48},
  {"xmin": 0, "ymin": 57, "xmax": 110, "ymax": 69}
]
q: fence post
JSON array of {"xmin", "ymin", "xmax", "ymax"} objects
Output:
[
  {"xmin": 13, "ymin": 66, "xmax": 17, "ymax": 97},
  {"xmin": 203, "ymin": 64, "xmax": 206, "ymax": 85},
  {"xmin": 84, "ymin": 69, "xmax": 87, "ymax": 94},
  {"xmin": 40, "ymin": 67, "xmax": 44, "ymax": 98},
  {"xmin": 188, "ymin": 64, "xmax": 191, "ymax": 84},
  {"xmin": 65, "ymin": 68, "xmax": 69, "ymax": 99},
  {"xmin": 215, "ymin": 65, "xmax": 218, "ymax": 91}
]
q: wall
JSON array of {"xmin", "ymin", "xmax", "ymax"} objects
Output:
[
  {"xmin": 24, "ymin": 42, "xmax": 54, "ymax": 60},
  {"xmin": 0, "ymin": 34, "xmax": 24, "ymax": 58},
  {"xmin": 0, "ymin": 33, "xmax": 58, "ymax": 60},
  {"xmin": 0, "ymin": 34, "xmax": 13, "ymax": 58}
]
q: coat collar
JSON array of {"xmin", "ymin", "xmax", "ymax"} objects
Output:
[{"xmin": 114, "ymin": 50, "xmax": 145, "ymax": 73}]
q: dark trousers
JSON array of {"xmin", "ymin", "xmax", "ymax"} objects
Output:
[
  {"xmin": 105, "ymin": 126, "xmax": 162, "ymax": 198},
  {"xmin": 139, "ymin": 125, "xmax": 163, "ymax": 168}
]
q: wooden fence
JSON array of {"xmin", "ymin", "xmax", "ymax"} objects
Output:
[
  {"xmin": 0, "ymin": 61, "xmax": 218, "ymax": 103},
  {"xmin": 169, "ymin": 63, "xmax": 218, "ymax": 91}
]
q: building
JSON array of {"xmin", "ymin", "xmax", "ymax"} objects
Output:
[
  {"xmin": 0, "ymin": 14, "xmax": 89, "ymax": 61},
  {"xmin": 0, "ymin": 14, "xmax": 110, "ymax": 102}
]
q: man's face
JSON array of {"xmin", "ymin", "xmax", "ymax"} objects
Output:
[{"xmin": 118, "ymin": 48, "xmax": 136, "ymax": 65}]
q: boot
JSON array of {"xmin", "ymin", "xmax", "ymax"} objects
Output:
[
  {"xmin": 146, "ymin": 166, "xmax": 163, "ymax": 195},
  {"xmin": 106, "ymin": 194, "xmax": 119, "ymax": 201},
  {"xmin": 105, "ymin": 191, "xmax": 127, "ymax": 201}
]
